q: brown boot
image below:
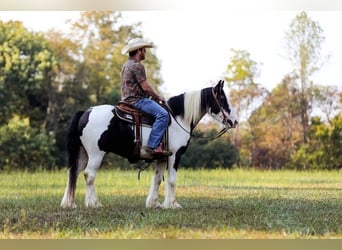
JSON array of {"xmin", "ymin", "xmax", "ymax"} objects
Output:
[{"xmin": 149, "ymin": 144, "xmax": 172, "ymax": 156}]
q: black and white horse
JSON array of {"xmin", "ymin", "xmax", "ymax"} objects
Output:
[{"xmin": 61, "ymin": 80, "xmax": 238, "ymax": 209}]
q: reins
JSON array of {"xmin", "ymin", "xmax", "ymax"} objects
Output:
[
  {"xmin": 166, "ymin": 87, "xmax": 232, "ymax": 141},
  {"xmin": 171, "ymin": 115, "xmax": 230, "ymax": 140}
]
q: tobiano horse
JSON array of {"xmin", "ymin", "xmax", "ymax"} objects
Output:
[{"xmin": 61, "ymin": 80, "xmax": 238, "ymax": 209}]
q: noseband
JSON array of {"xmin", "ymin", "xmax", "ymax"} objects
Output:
[{"xmin": 211, "ymin": 87, "xmax": 230, "ymax": 126}]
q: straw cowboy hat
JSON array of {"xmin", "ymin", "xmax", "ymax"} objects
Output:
[{"xmin": 121, "ymin": 38, "xmax": 154, "ymax": 55}]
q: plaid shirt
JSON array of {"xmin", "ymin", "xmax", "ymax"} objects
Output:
[{"xmin": 120, "ymin": 58, "xmax": 147, "ymax": 104}]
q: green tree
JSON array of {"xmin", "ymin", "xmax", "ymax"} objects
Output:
[
  {"xmin": 43, "ymin": 30, "xmax": 90, "ymax": 165},
  {"xmin": 0, "ymin": 116, "xmax": 56, "ymax": 171},
  {"xmin": 290, "ymin": 115, "xmax": 342, "ymax": 170},
  {"xmin": 0, "ymin": 20, "xmax": 56, "ymax": 127},
  {"xmin": 224, "ymin": 49, "xmax": 265, "ymax": 122},
  {"xmin": 54, "ymin": 11, "xmax": 163, "ymax": 167},
  {"xmin": 0, "ymin": 20, "xmax": 59, "ymax": 169},
  {"xmin": 67, "ymin": 11, "xmax": 163, "ymax": 105},
  {"xmin": 180, "ymin": 127, "xmax": 239, "ymax": 169},
  {"xmin": 284, "ymin": 11, "xmax": 326, "ymax": 144}
]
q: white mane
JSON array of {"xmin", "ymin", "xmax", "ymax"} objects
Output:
[{"xmin": 183, "ymin": 90, "xmax": 203, "ymax": 126}]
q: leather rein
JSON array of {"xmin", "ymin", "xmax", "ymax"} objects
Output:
[{"xmin": 167, "ymin": 87, "xmax": 232, "ymax": 141}]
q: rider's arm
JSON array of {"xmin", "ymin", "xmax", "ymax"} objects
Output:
[{"xmin": 140, "ymin": 80, "xmax": 165, "ymax": 103}]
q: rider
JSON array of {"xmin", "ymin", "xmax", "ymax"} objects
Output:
[{"xmin": 120, "ymin": 38, "xmax": 172, "ymax": 156}]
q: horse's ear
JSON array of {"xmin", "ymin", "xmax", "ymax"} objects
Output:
[
  {"xmin": 219, "ymin": 80, "xmax": 224, "ymax": 88},
  {"xmin": 214, "ymin": 80, "xmax": 224, "ymax": 93}
]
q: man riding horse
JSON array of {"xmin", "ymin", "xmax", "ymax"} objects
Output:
[
  {"xmin": 120, "ymin": 38, "xmax": 171, "ymax": 157},
  {"xmin": 60, "ymin": 38, "xmax": 238, "ymax": 209}
]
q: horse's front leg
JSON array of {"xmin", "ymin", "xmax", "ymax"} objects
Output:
[
  {"xmin": 162, "ymin": 159, "xmax": 182, "ymax": 209},
  {"xmin": 146, "ymin": 160, "xmax": 166, "ymax": 209}
]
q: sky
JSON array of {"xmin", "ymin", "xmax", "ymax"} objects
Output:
[{"xmin": 1, "ymin": 10, "xmax": 342, "ymax": 97}]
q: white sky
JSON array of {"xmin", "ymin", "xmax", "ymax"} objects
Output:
[{"xmin": 1, "ymin": 10, "xmax": 341, "ymax": 97}]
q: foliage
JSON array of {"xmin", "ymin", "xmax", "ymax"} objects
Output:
[
  {"xmin": 0, "ymin": 12, "xmax": 163, "ymax": 169},
  {"xmin": 0, "ymin": 20, "xmax": 56, "ymax": 127},
  {"xmin": 238, "ymin": 72, "xmax": 342, "ymax": 170},
  {"xmin": 0, "ymin": 116, "xmax": 56, "ymax": 171},
  {"xmin": 180, "ymin": 129, "xmax": 239, "ymax": 169},
  {"xmin": 290, "ymin": 115, "xmax": 342, "ymax": 170},
  {"xmin": 0, "ymin": 11, "xmax": 341, "ymax": 171},
  {"xmin": 244, "ymin": 74, "xmax": 302, "ymax": 169},
  {"xmin": 0, "ymin": 169, "xmax": 341, "ymax": 238},
  {"xmin": 224, "ymin": 49, "xmax": 266, "ymax": 122},
  {"xmin": 284, "ymin": 11, "xmax": 326, "ymax": 143},
  {"xmin": 223, "ymin": 49, "xmax": 267, "ymax": 168},
  {"xmin": 226, "ymin": 12, "xmax": 341, "ymax": 170}
]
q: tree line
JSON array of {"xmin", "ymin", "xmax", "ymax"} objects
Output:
[
  {"xmin": 224, "ymin": 12, "xmax": 341, "ymax": 170},
  {"xmin": 0, "ymin": 11, "xmax": 341, "ymax": 171}
]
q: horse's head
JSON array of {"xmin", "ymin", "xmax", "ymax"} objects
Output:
[{"xmin": 208, "ymin": 80, "xmax": 238, "ymax": 128}]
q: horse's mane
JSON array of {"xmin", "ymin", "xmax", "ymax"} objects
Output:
[
  {"xmin": 183, "ymin": 90, "xmax": 202, "ymax": 126},
  {"xmin": 167, "ymin": 90, "xmax": 203, "ymax": 126}
]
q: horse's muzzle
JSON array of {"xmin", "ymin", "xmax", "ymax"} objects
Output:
[{"xmin": 225, "ymin": 118, "xmax": 238, "ymax": 128}]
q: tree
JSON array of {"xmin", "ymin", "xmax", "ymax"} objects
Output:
[
  {"xmin": 180, "ymin": 128, "xmax": 239, "ymax": 169},
  {"xmin": 224, "ymin": 49, "xmax": 266, "ymax": 166},
  {"xmin": 311, "ymin": 85, "xmax": 341, "ymax": 124},
  {"xmin": 67, "ymin": 11, "xmax": 163, "ymax": 105},
  {"xmin": 0, "ymin": 116, "xmax": 56, "ymax": 171},
  {"xmin": 284, "ymin": 11, "xmax": 326, "ymax": 144},
  {"xmin": 224, "ymin": 49, "xmax": 265, "ymax": 122},
  {"xmin": 0, "ymin": 12, "xmax": 164, "ymax": 170},
  {"xmin": 0, "ymin": 20, "xmax": 56, "ymax": 127},
  {"xmin": 248, "ymin": 74, "xmax": 302, "ymax": 169},
  {"xmin": 39, "ymin": 11, "xmax": 164, "ymax": 167},
  {"xmin": 290, "ymin": 115, "xmax": 342, "ymax": 170}
]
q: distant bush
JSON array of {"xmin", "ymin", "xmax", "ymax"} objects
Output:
[
  {"xmin": 289, "ymin": 115, "xmax": 342, "ymax": 170},
  {"xmin": 0, "ymin": 117, "xmax": 56, "ymax": 171},
  {"xmin": 180, "ymin": 130, "xmax": 239, "ymax": 169}
]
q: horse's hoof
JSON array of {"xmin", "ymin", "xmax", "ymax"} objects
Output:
[
  {"xmin": 85, "ymin": 201, "xmax": 102, "ymax": 208},
  {"xmin": 61, "ymin": 200, "xmax": 77, "ymax": 209},
  {"xmin": 172, "ymin": 202, "xmax": 182, "ymax": 209},
  {"xmin": 162, "ymin": 201, "xmax": 182, "ymax": 209},
  {"xmin": 146, "ymin": 201, "xmax": 162, "ymax": 209}
]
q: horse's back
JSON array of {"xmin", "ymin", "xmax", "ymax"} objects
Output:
[{"xmin": 86, "ymin": 104, "xmax": 115, "ymax": 124}]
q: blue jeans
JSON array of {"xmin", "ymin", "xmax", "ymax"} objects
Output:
[{"xmin": 134, "ymin": 98, "xmax": 169, "ymax": 149}]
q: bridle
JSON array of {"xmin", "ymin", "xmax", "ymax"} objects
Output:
[
  {"xmin": 211, "ymin": 87, "xmax": 230, "ymax": 126},
  {"xmin": 169, "ymin": 87, "xmax": 234, "ymax": 141}
]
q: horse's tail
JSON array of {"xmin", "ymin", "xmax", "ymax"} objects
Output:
[{"xmin": 65, "ymin": 111, "xmax": 84, "ymax": 202}]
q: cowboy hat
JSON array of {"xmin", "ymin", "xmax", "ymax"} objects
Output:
[{"xmin": 121, "ymin": 38, "xmax": 154, "ymax": 55}]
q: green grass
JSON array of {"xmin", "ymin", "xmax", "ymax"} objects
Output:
[{"xmin": 0, "ymin": 168, "xmax": 341, "ymax": 238}]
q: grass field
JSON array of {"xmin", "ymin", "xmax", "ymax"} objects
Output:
[{"xmin": 0, "ymin": 168, "xmax": 341, "ymax": 239}]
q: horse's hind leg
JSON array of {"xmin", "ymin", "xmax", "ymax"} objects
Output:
[
  {"xmin": 84, "ymin": 151, "xmax": 105, "ymax": 208},
  {"xmin": 61, "ymin": 146, "xmax": 88, "ymax": 208},
  {"xmin": 146, "ymin": 160, "xmax": 166, "ymax": 209}
]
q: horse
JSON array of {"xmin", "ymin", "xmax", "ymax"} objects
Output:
[{"xmin": 60, "ymin": 80, "xmax": 238, "ymax": 209}]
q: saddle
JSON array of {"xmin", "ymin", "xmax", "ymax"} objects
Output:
[
  {"xmin": 115, "ymin": 101, "xmax": 156, "ymax": 127},
  {"xmin": 114, "ymin": 101, "xmax": 169, "ymax": 162}
]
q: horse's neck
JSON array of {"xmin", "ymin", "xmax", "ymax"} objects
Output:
[
  {"xmin": 181, "ymin": 90, "xmax": 206, "ymax": 129},
  {"xmin": 168, "ymin": 89, "xmax": 208, "ymax": 129}
]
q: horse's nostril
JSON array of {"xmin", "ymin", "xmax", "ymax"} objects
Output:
[{"xmin": 226, "ymin": 119, "xmax": 233, "ymax": 127}]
